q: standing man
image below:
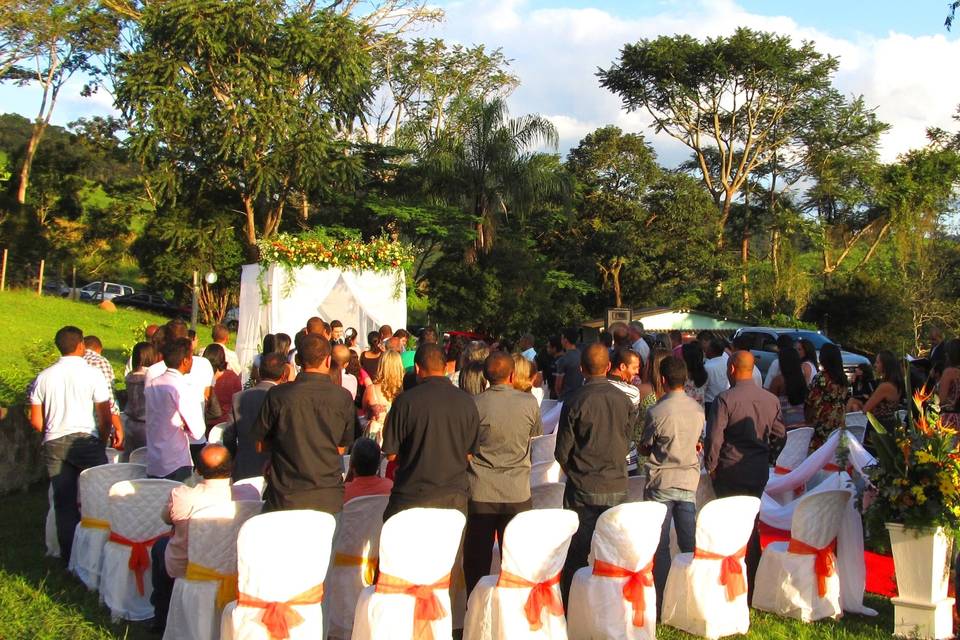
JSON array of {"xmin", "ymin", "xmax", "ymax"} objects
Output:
[
  {"xmin": 640, "ymin": 356, "xmax": 703, "ymax": 612},
  {"xmin": 463, "ymin": 352, "xmax": 542, "ymax": 596},
  {"xmin": 553, "ymin": 328, "xmax": 584, "ymax": 400},
  {"xmin": 705, "ymin": 350, "xmax": 786, "ymax": 602},
  {"xmin": 30, "ymin": 326, "xmax": 117, "ymax": 564},
  {"xmin": 628, "ymin": 321, "xmax": 650, "ymax": 370},
  {"xmin": 381, "ymin": 343, "xmax": 480, "ymax": 521},
  {"xmin": 252, "ymin": 335, "xmax": 356, "ymax": 514},
  {"xmin": 929, "ymin": 326, "xmax": 946, "ymax": 368},
  {"xmin": 555, "ymin": 343, "xmax": 635, "ymax": 603},
  {"xmin": 702, "ymin": 338, "xmax": 729, "ymax": 416},
  {"xmin": 332, "ymin": 344, "xmax": 358, "ymax": 400},
  {"xmin": 402, "ymin": 328, "xmax": 438, "ymax": 391},
  {"xmin": 83, "ymin": 335, "xmax": 124, "ymax": 444},
  {"xmin": 210, "ymin": 323, "xmax": 241, "ymax": 375},
  {"xmin": 330, "ymin": 320, "xmax": 345, "ymax": 345},
  {"xmin": 608, "ymin": 348, "xmax": 642, "ymax": 475},
  {"xmin": 144, "ymin": 338, "xmax": 207, "ymax": 481},
  {"xmin": 223, "ymin": 352, "xmax": 288, "ymax": 480}
]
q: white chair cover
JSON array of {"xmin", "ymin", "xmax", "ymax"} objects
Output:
[
  {"xmin": 660, "ymin": 496, "xmax": 760, "ymax": 639},
  {"xmin": 128, "ymin": 447, "xmax": 149, "ymax": 465},
  {"xmin": 327, "ymin": 495, "xmax": 389, "ymax": 640},
  {"xmin": 105, "ymin": 447, "xmax": 122, "ymax": 464},
  {"xmin": 463, "ymin": 509, "xmax": 579, "ymax": 640},
  {"xmin": 233, "ymin": 477, "xmax": 265, "ymax": 498},
  {"xmin": 69, "ymin": 463, "xmax": 147, "ymax": 589},
  {"xmin": 531, "ymin": 483, "xmax": 565, "ymax": 510},
  {"xmin": 45, "ymin": 483, "xmax": 60, "ymax": 558},
  {"xmin": 626, "ymin": 475, "xmax": 646, "ymax": 503},
  {"xmin": 541, "ymin": 402, "xmax": 563, "ymax": 435},
  {"xmin": 221, "ymin": 510, "xmax": 337, "ymax": 640},
  {"xmin": 164, "ymin": 501, "xmax": 263, "ymax": 640},
  {"xmin": 844, "ymin": 412, "xmax": 867, "ymax": 443},
  {"xmin": 539, "ymin": 399, "xmax": 558, "ymax": 414},
  {"xmin": 774, "ymin": 427, "xmax": 814, "ymax": 472},
  {"xmin": 530, "ymin": 433, "xmax": 557, "ymax": 465},
  {"xmin": 530, "ymin": 461, "xmax": 564, "ymax": 487},
  {"xmin": 352, "ymin": 508, "xmax": 466, "ymax": 640},
  {"xmin": 567, "ymin": 502, "xmax": 667, "ymax": 640},
  {"xmin": 100, "ymin": 479, "xmax": 179, "ymax": 620},
  {"xmin": 754, "ymin": 489, "xmax": 850, "ymax": 621}
]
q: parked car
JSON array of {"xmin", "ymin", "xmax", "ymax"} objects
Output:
[
  {"xmin": 732, "ymin": 327, "xmax": 870, "ymax": 383},
  {"xmin": 111, "ymin": 292, "xmax": 190, "ymax": 318},
  {"xmin": 77, "ymin": 281, "xmax": 135, "ymax": 301}
]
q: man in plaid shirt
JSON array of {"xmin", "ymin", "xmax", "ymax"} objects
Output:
[{"xmin": 83, "ymin": 336, "xmax": 124, "ymax": 443}]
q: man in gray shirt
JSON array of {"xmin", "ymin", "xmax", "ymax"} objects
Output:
[
  {"xmin": 223, "ymin": 352, "xmax": 287, "ymax": 480},
  {"xmin": 640, "ymin": 355, "xmax": 704, "ymax": 613},
  {"xmin": 463, "ymin": 351, "xmax": 542, "ymax": 596}
]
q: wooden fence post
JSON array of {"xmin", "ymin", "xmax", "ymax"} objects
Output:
[
  {"xmin": 0, "ymin": 249, "xmax": 6, "ymax": 292},
  {"xmin": 37, "ymin": 259, "xmax": 44, "ymax": 296}
]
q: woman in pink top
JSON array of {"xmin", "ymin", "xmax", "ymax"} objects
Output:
[{"xmin": 203, "ymin": 344, "xmax": 242, "ymax": 427}]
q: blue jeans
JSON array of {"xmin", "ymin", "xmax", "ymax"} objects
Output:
[
  {"xmin": 646, "ymin": 487, "xmax": 696, "ymax": 617},
  {"xmin": 150, "ymin": 537, "xmax": 173, "ymax": 628},
  {"xmin": 561, "ymin": 486, "xmax": 625, "ymax": 605},
  {"xmin": 43, "ymin": 433, "xmax": 107, "ymax": 564}
]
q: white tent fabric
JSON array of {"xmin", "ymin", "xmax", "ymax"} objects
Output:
[
  {"xmin": 760, "ymin": 429, "xmax": 878, "ymax": 617},
  {"xmin": 236, "ymin": 263, "xmax": 406, "ymax": 380}
]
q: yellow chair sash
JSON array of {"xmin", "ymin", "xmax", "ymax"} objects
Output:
[
  {"xmin": 80, "ymin": 517, "xmax": 110, "ymax": 530},
  {"xmin": 333, "ymin": 552, "xmax": 378, "ymax": 586},
  {"xmin": 185, "ymin": 561, "xmax": 238, "ymax": 610}
]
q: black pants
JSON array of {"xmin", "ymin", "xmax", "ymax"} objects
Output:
[
  {"xmin": 43, "ymin": 433, "xmax": 108, "ymax": 564},
  {"xmin": 463, "ymin": 499, "xmax": 531, "ymax": 597},
  {"xmin": 150, "ymin": 537, "xmax": 173, "ymax": 628},
  {"xmin": 712, "ymin": 478, "xmax": 764, "ymax": 604},
  {"xmin": 560, "ymin": 485, "xmax": 625, "ymax": 606}
]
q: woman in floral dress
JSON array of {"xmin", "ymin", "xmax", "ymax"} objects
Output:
[{"xmin": 804, "ymin": 343, "xmax": 849, "ymax": 447}]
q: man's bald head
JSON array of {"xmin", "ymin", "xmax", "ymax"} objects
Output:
[
  {"xmin": 581, "ymin": 342, "xmax": 611, "ymax": 377},
  {"xmin": 197, "ymin": 444, "xmax": 232, "ymax": 479},
  {"xmin": 729, "ymin": 350, "xmax": 755, "ymax": 381},
  {"xmin": 332, "ymin": 344, "xmax": 352, "ymax": 368}
]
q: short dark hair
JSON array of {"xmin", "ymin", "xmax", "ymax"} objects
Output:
[
  {"xmin": 299, "ymin": 334, "xmax": 331, "ymax": 368},
  {"xmin": 330, "ymin": 319, "xmax": 343, "ymax": 329},
  {"xmin": 484, "ymin": 351, "xmax": 514, "ymax": 384},
  {"xmin": 707, "ymin": 338, "xmax": 726, "ymax": 358},
  {"xmin": 306, "ymin": 316, "xmax": 325, "ymax": 334},
  {"xmin": 547, "ymin": 335, "xmax": 563, "ymax": 352},
  {"xmin": 599, "ymin": 330, "xmax": 613, "ymax": 348},
  {"xmin": 395, "ymin": 328, "xmax": 409, "ymax": 340},
  {"xmin": 187, "ymin": 329, "xmax": 196, "ymax": 341},
  {"xmin": 196, "ymin": 448, "xmax": 232, "ymax": 479},
  {"xmin": 212, "ymin": 324, "xmax": 229, "ymax": 343},
  {"xmin": 202, "ymin": 343, "xmax": 227, "ymax": 372},
  {"xmin": 55, "ymin": 326, "xmax": 84, "ymax": 355},
  {"xmin": 163, "ymin": 337, "xmax": 194, "ymax": 368},
  {"xmin": 415, "ymin": 343, "xmax": 446, "ymax": 373},
  {"xmin": 379, "ymin": 324, "xmax": 393, "ymax": 338},
  {"xmin": 351, "ymin": 438, "xmax": 381, "ymax": 477},
  {"xmin": 421, "ymin": 327, "xmax": 438, "ymax": 344},
  {"xmin": 732, "ymin": 334, "xmax": 752, "ymax": 351},
  {"xmin": 581, "ymin": 342, "xmax": 610, "ymax": 376},
  {"xmin": 561, "ymin": 327, "xmax": 578, "ymax": 346},
  {"xmin": 660, "ymin": 356, "xmax": 688, "ymax": 389},
  {"xmin": 166, "ymin": 319, "xmax": 188, "ymax": 340},
  {"xmin": 132, "ymin": 342, "xmax": 156, "ymax": 370},
  {"xmin": 669, "ymin": 330, "xmax": 682, "ymax": 343},
  {"xmin": 612, "ymin": 347, "xmax": 639, "ymax": 369},
  {"xmin": 83, "ymin": 335, "xmax": 102, "ymax": 351},
  {"xmin": 259, "ymin": 352, "xmax": 286, "ymax": 381}
]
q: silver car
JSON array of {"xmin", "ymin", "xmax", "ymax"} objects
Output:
[{"xmin": 732, "ymin": 327, "xmax": 870, "ymax": 383}]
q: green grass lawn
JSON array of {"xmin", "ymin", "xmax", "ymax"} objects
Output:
[{"xmin": 0, "ymin": 483, "xmax": 898, "ymax": 640}]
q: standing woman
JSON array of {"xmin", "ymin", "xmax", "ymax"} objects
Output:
[
  {"xmin": 250, "ymin": 333, "xmax": 275, "ymax": 383},
  {"xmin": 360, "ymin": 332, "xmax": 383, "ymax": 382},
  {"xmin": 804, "ymin": 343, "xmax": 849, "ymax": 447},
  {"xmin": 937, "ymin": 339, "xmax": 960, "ymax": 429},
  {"xmin": 636, "ymin": 348, "xmax": 673, "ymax": 426},
  {"xmin": 768, "ymin": 347, "xmax": 808, "ymax": 429},
  {"xmin": 862, "ymin": 350, "xmax": 905, "ymax": 431},
  {"xmin": 203, "ymin": 343, "xmax": 242, "ymax": 430},
  {"xmin": 122, "ymin": 342, "xmax": 157, "ymax": 459},
  {"xmin": 798, "ymin": 338, "xmax": 819, "ymax": 386},
  {"xmin": 681, "ymin": 342, "xmax": 708, "ymax": 407},
  {"xmin": 362, "ymin": 350, "xmax": 404, "ymax": 444}
]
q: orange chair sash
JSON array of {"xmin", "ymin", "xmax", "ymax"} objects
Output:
[
  {"xmin": 592, "ymin": 558, "xmax": 654, "ymax": 627},
  {"xmin": 694, "ymin": 545, "xmax": 747, "ymax": 601},
  {"xmin": 237, "ymin": 583, "xmax": 325, "ymax": 640},
  {"xmin": 333, "ymin": 552, "xmax": 378, "ymax": 585},
  {"xmin": 496, "ymin": 570, "xmax": 564, "ymax": 631},
  {"xmin": 108, "ymin": 530, "xmax": 171, "ymax": 595},
  {"xmin": 375, "ymin": 572, "xmax": 451, "ymax": 640},
  {"xmin": 773, "ymin": 465, "xmax": 792, "ymax": 475},
  {"xmin": 787, "ymin": 538, "xmax": 836, "ymax": 597},
  {"xmin": 823, "ymin": 463, "xmax": 842, "ymax": 472}
]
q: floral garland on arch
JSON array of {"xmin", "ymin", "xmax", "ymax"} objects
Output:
[{"xmin": 256, "ymin": 232, "xmax": 417, "ymax": 301}]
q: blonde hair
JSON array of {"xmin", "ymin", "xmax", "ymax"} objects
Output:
[
  {"xmin": 511, "ymin": 353, "xmax": 535, "ymax": 393},
  {"xmin": 374, "ymin": 350, "xmax": 405, "ymax": 402}
]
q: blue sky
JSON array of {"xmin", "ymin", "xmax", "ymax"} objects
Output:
[{"xmin": 3, "ymin": 0, "xmax": 959, "ymax": 165}]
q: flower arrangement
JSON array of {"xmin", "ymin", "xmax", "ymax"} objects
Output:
[
  {"xmin": 257, "ymin": 232, "xmax": 417, "ymax": 273},
  {"xmin": 863, "ymin": 382, "xmax": 960, "ymax": 535}
]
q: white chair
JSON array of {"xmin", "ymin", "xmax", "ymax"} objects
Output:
[
  {"xmin": 539, "ymin": 399, "xmax": 559, "ymax": 414},
  {"xmin": 45, "ymin": 483, "xmax": 59, "ymax": 558},
  {"xmin": 351, "ymin": 508, "xmax": 466, "ymax": 640},
  {"xmin": 530, "ymin": 433, "xmax": 557, "ymax": 465},
  {"xmin": 567, "ymin": 502, "xmax": 667, "ymax": 640},
  {"xmin": 626, "ymin": 475, "xmax": 646, "ymax": 503},
  {"xmin": 341, "ymin": 454, "xmax": 351, "ymax": 480},
  {"xmin": 221, "ymin": 510, "xmax": 337, "ymax": 640},
  {"xmin": 530, "ymin": 461, "xmax": 564, "ymax": 487},
  {"xmin": 100, "ymin": 479, "xmax": 179, "ymax": 621},
  {"xmin": 531, "ymin": 483, "xmax": 565, "ymax": 510},
  {"xmin": 844, "ymin": 412, "xmax": 868, "ymax": 443},
  {"xmin": 233, "ymin": 477, "xmax": 265, "ymax": 498},
  {"xmin": 69, "ymin": 463, "xmax": 147, "ymax": 590},
  {"xmin": 128, "ymin": 447, "xmax": 149, "ymax": 465},
  {"xmin": 326, "ymin": 495, "xmax": 389, "ymax": 640},
  {"xmin": 660, "ymin": 496, "xmax": 761, "ymax": 639},
  {"xmin": 164, "ymin": 501, "xmax": 263, "ymax": 640},
  {"xmin": 753, "ymin": 489, "xmax": 850, "ymax": 621},
  {"xmin": 463, "ymin": 509, "xmax": 579, "ymax": 640},
  {"xmin": 773, "ymin": 427, "xmax": 814, "ymax": 475},
  {"xmin": 105, "ymin": 447, "xmax": 122, "ymax": 464}
]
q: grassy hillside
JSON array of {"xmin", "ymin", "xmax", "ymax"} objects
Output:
[{"xmin": 0, "ymin": 289, "xmax": 170, "ymax": 406}]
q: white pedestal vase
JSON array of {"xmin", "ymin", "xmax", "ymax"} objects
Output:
[{"xmin": 886, "ymin": 523, "xmax": 955, "ymax": 639}]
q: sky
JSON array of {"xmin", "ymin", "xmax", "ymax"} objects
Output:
[{"xmin": 3, "ymin": 0, "xmax": 960, "ymax": 167}]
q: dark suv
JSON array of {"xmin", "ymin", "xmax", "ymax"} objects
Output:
[{"xmin": 732, "ymin": 327, "xmax": 870, "ymax": 383}]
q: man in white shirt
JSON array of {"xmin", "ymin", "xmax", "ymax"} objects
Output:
[
  {"xmin": 210, "ymin": 323, "xmax": 241, "ymax": 376},
  {"xmin": 144, "ymin": 337, "xmax": 207, "ymax": 481},
  {"xmin": 29, "ymin": 326, "xmax": 118, "ymax": 563},
  {"xmin": 608, "ymin": 347, "xmax": 643, "ymax": 474},
  {"xmin": 703, "ymin": 338, "xmax": 730, "ymax": 414},
  {"xmin": 628, "ymin": 321, "xmax": 651, "ymax": 368}
]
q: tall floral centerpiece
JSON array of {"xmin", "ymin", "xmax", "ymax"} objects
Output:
[{"xmin": 864, "ymin": 383, "xmax": 959, "ymax": 639}]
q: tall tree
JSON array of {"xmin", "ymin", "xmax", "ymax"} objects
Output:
[{"xmin": 599, "ymin": 28, "xmax": 837, "ymax": 250}]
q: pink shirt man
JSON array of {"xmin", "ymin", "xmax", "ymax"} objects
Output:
[{"xmin": 144, "ymin": 368, "xmax": 206, "ymax": 477}]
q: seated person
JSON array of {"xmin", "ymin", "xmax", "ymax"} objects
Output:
[
  {"xmin": 149, "ymin": 444, "xmax": 259, "ymax": 632},
  {"xmin": 343, "ymin": 437, "xmax": 393, "ymax": 504}
]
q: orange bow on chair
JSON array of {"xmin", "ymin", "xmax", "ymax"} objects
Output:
[
  {"xmin": 237, "ymin": 583, "xmax": 325, "ymax": 640},
  {"xmin": 773, "ymin": 465, "xmax": 792, "ymax": 475},
  {"xmin": 496, "ymin": 570, "xmax": 564, "ymax": 631},
  {"xmin": 694, "ymin": 545, "xmax": 747, "ymax": 601},
  {"xmin": 787, "ymin": 538, "xmax": 837, "ymax": 597},
  {"xmin": 107, "ymin": 530, "xmax": 171, "ymax": 595},
  {"xmin": 592, "ymin": 558, "xmax": 655, "ymax": 627},
  {"xmin": 375, "ymin": 572, "xmax": 451, "ymax": 640}
]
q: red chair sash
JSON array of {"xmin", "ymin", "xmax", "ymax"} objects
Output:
[
  {"xmin": 107, "ymin": 530, "xmax": 171, "ymax": 595},
  {"xmin": 693, "ymin": 545, "xmax": 747, "ymax": 601},
  {"xmin": 375, "ymin": 572, "xmax": 451, "ymax": 640},
  {"xmin": 496, "ymin": 569, "xmax": 564, "ymax": 631},
  {"xmin": 237, "ymin": 583, "xmax": 325, "ymax": 640},
  {"xmin": 592, "ymin": 558, "xmax": 654, "ymax": 627},
  {"xmin": 787, "ymin": 538, "xmax": 837, "ymax": 597},
  {"xmin": 773, "ymin": 465, "xmax": 792, "ymax": 475}
]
